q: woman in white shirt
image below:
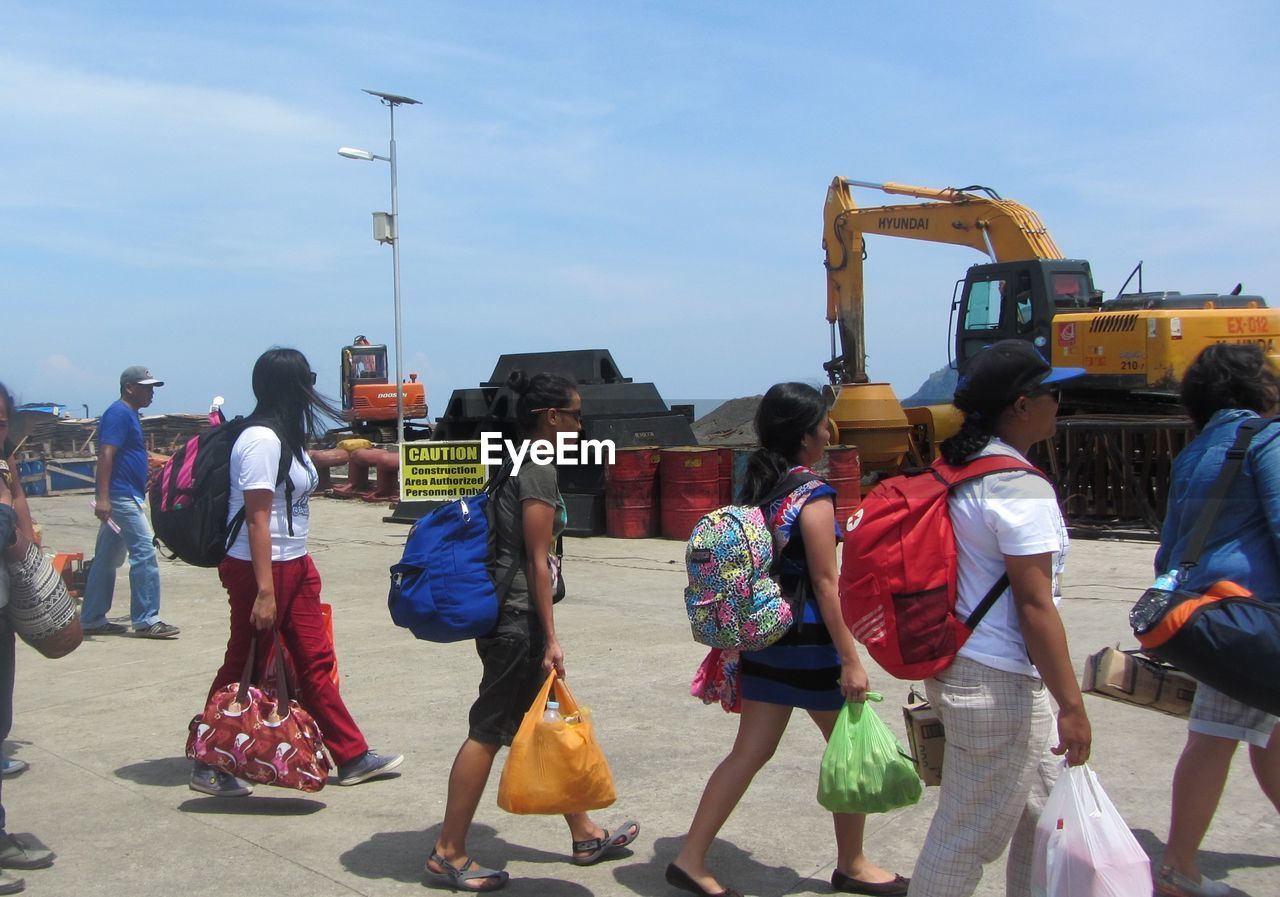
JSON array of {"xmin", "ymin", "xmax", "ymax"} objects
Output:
[
  {"xmin": 190, "ymin": 348, "xmax": 402, "ymax": 797},
  {"xmin": 908, "ymin": 341, "xmax": 1092, "ymax": 897}
]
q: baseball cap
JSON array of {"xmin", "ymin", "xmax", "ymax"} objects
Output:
[
  {"xmin": 953, "ymin": 340, "xmax": 1083, "ymax": 415},
  {"xmin": 120, "ymin": 365, "xmax": 165, "ymax": 388}
]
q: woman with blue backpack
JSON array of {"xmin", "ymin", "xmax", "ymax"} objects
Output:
[
  {"xmin": 425, "ymin": 371, "xmax": 639, "ymax": 892},
  {"xmin": 668, "ymin": 382, "xmax": 907, "ymax": 897},
  {"xmin": 1150, "ymin": 343, "xmax": 1280, "ymax": 897}
]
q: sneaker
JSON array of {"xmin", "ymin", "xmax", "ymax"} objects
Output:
[
  {"xmin": 0, "ymin": 871, "xmax": 23, "ymax": 895},
  {"xmin": 1154, "ymin": 864, "xmax": 1231, "ymax": 897},
  {"xmin": 133, "ymin": 621, "xmax": 180, "ymax": 639},
  {"xmin": 0, "ymin": 834, "xmax": 53, "ymax": 870},
  {"xmin": 336, "ymin": 750, "xmax": 404, "ymax": 786},
  {"xmin": 0, "ymin": 760, "xmax": 26, "ymax": 778},
  {"xmin": 189, "ymin": 763, "xmax": 253, "ymax": 798},
  {"xmin": 82, "ymin": 622, "xmax": 128, "ymax": 635}
]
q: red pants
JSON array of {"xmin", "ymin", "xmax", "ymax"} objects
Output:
[{"xmin": 211, "ymin": 555, "xmax": 368, "ymax": 765}]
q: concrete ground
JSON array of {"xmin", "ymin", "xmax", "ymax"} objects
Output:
[{"xmin": 6, "ymin": 494, "xmax": 1276, "ymax": 897}]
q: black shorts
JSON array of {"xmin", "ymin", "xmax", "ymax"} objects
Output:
[{"xmin": 468, "ymin": 607, "xmax": 547, "ymax": 746}]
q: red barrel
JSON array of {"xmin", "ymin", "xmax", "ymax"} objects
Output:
[
  {"xmin": 717, "ymin": 447, "xmax": 734, "ymax": 506},
  {"xmin": 605, "ymin": 447, "xmax": 662, "ymax": 538},
  {"xmin": 826, "ymin": 446, "xmax": 862, "ymax": 527},
  {"xmin": 660, "ymin": 447, "xmax": 721, "ymax": 540}
]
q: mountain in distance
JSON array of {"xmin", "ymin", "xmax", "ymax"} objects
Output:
[
  {"xmin": 691, "ymin": 364, "xmax": 958, "ymax": 447},
  {"xmin": 901, "ymin": 363, "xmax": 958, "ymax": 407}
]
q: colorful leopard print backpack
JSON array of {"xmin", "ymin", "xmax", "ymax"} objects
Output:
[{"xmin": 683, "ymin": 472, "xmax": 814, "ymax": 651}]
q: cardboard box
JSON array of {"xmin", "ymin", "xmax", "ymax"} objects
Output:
[
  {"xmin": 902, "ymin": 700, "xmax": 945, "ymax": 786},
  {"xmin": 1082, "ymin": 646, "xmax": 1197, "ymax": 719}
]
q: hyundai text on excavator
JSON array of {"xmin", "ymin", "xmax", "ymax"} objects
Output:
[
  {"xmin": 339, "ymin": 336, "xmax": 430, "ymax": 442},
  {"xmin": 821, "ymin": 177, "xmax": 1279, "ymax": 531}
]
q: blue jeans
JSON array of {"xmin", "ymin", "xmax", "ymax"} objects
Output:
[{"xmin": 81, "ymin": 495, "xmax": 161, "ymax": 629}]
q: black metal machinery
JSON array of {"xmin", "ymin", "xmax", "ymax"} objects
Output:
[{"xmin": 404, "ymin": 349, "xmax": 697, "ymax": 534}]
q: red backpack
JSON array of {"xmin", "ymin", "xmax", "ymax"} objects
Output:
[{"xmin": 839, "ymin": 455, "xmax": 1047, "ymax": 680}]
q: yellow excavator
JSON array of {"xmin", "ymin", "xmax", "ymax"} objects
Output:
[{"xmin": 821, "ymin": 177, "xmax": 1279, "ymax": 529}]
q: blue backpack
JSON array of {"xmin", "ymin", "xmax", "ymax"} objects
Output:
[{"xmin": 388, "ymin": 462, "xmax": 520, "ymax": 642}]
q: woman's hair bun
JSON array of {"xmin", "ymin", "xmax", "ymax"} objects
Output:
[{"xmin": 505, "ymin": 370, "xmax": 532, "ymax": 396}]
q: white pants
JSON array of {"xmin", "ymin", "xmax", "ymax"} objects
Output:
[{"xmin": 908, "ymin": 657, "xmax": 1059, "ymax": 897}]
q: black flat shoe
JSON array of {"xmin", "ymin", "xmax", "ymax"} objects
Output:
[
  {"xmin": 831, "ymin": 869, "xmax": 909, "ymax": 896},
  {"xmin": 665, "ymin": 863, "xmax": 743, "ymax": 897}
]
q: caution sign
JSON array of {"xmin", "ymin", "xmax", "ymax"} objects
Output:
[{"xmin": 400, "ymin": 441, "xmax": 489, "ymax": 501}]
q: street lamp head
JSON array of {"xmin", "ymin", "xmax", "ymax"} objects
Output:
[{"xmin": 338, "ymin": 147, "xmax": 377, "ymax": 161}]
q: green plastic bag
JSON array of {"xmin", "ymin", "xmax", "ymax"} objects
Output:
[{"xmin": 818, "ymin": 693, "xmax": 922, "ymax": 814}]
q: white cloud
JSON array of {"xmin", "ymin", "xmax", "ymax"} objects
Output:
[{"xmin": 0, "ymin": 53, "xmax": 334, "ymax": 147}]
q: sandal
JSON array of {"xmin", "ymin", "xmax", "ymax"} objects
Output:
[
  {"xmin": 570, "ymin": 819, "xmax": 640, "ymax": 865},
  {"xmin": 424, "ymin": 851, "xmax": 509, "ymax": 892}
]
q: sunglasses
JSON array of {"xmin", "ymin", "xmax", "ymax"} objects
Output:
[
  {"xmin": 309, "ymin": 371, "xmax": 318, "ymax": 385},
  {"xmin": 1026, "ymin": 386, "xmax": 1062, "ymax": 404},
  {"xmin": 533, "ymin": 407, "xmax": 582, "ymax": 421}
]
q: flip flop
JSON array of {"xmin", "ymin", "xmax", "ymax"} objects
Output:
[
  {"xmin": 570, "ymin": 819, "xmax": 640, "ymax": 866},
  {"xmin": 424, "ymin": 851, "xmax": 509, "ymax": 892}
]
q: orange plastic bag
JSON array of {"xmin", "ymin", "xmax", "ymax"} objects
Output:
[
  {"xmin": 266, "ymin": 602, "xmax": 340, "ymax": 691},
  {"xmin": 497, "ymin": 671, "xmax": 616, "ymax": 815},
  {"xmin": 320, "ymin": 602, "xmax": 339, "ymax": 689}
]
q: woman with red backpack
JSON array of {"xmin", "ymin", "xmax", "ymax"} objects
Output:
[
  {"xmin": 669, "ymin": 382, "xmax": 906, "ymax": 897},
  {"xmin": 907, "ymin": 341, "xmax": 1091, "ymax": 897}
]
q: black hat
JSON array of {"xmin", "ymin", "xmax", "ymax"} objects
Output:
[{"xmin": 953, "ymin": 340, "xmax": 1084, "ymax": 415}]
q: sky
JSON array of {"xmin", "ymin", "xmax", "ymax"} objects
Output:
[{"xmin": 3, "ymin": 1, "xmax": 1278, "ymax": 423}]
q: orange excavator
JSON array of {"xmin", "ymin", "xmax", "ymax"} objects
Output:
[{"xmin": 339, "ymin": 336, "xmax": 429, "ymax": 442}]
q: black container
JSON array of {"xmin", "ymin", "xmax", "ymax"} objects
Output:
[
  {"xmin": 562, "ymin": 493, "xmax": 606, "ymax": 537},
  {"xmin": 431, "ymin": 350, "xmax": 696, "ymax": 534}
]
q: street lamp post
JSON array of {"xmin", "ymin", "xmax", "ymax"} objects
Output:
[{"xmin": 338, "ymin": 88, "xmax": 421, "ymax": 451}]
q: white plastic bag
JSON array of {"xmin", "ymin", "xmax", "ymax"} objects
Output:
[{"xmin": 1031, "ymin": 762, "xmax": 1153, "ymax": 897}]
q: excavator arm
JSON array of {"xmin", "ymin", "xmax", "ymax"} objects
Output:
[{"xmin": 822, "ymin": 177, "xmax": 1063, "ymax": 383}]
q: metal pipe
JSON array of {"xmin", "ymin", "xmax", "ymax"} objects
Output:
[
  {"xmin": 388, "ymin": 101, "xmax": 405, "ymax": 452},
  {"xmin": 978, "ymin": 223, "xmax": 997, "ymax": 259}
]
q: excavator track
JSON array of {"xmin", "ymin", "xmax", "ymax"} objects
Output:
[{"xmin": 1032, "ymin": 414, "xmax": 1194, "ymax": 538}]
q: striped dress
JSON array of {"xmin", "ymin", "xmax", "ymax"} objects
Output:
[{"xmin": 739, "ymin": 469, "xmax": 843, "ymax": 711}]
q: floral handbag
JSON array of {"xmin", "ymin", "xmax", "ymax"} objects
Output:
[{"xmin": 186, "ymin": 633, "xmax": 330, "ymax": 792}]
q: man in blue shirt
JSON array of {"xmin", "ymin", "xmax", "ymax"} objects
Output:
[{"xmin": 81, "ymin": 366, "xmax": 179, "ymax": 639}]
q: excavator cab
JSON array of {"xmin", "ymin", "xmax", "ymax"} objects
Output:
[
  {"xmin": 340, "ymin": 340, "xmax": 390, "ymax": 410},
  {"xmin": 338, "ymin": 336, "xmax": 429, "ymax": 440},
  {"xmin": 953, "ymin": 259, "xmax": 1096, "ymax": 365}
]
